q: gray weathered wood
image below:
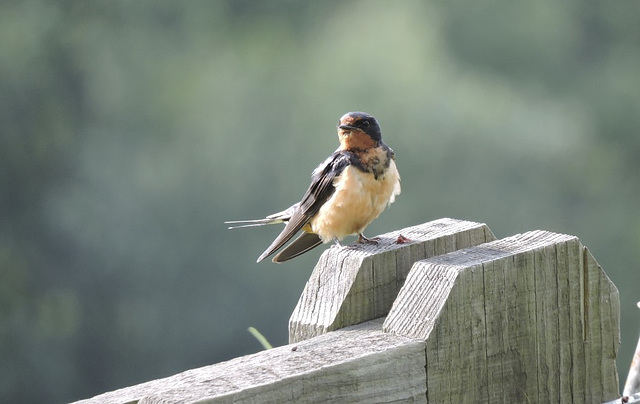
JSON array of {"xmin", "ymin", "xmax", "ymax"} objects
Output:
[
  {"xmin": 289, "ymin": 218, "xmax": 496, "ymax": 343},
  {"xmin": 73, "ymin": 319, "xmax": 426, "ymax": 404},
  {"xmin": 623, "ymin": 302, "xmax": 640, "ymax": 395},
  {"xmin": 383, "ymin": 230, "xmax": 620, "ymax": 403},
  {"xmin": 73, "ymin": 221, "xmax": 622, "ymax": 404}
]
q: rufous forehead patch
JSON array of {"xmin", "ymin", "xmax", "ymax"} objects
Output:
[{"xmin": 339, "ymin": 114, "xmax": 358, "ymax": 126}]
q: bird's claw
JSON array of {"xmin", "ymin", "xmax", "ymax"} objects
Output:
[{"xmin": 357, "ymin": 233, "xmax": 380, "ymax": 245}]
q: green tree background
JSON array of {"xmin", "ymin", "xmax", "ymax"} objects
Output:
[{"xmin": 2, "ymin": 1, "xmax": 639, "ymax": 402}]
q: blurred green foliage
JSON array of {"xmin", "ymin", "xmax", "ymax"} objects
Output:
[{"xmin": 1, "ymin": 1, "xmax": 639, "ymax": 402}]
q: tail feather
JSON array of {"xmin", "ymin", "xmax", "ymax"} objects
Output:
[
  {"xmin": 225, "ymin": 218, "xmax": 285, "ymax": 229},
  {"xmin": 225, "ymin": 204, "xmax": 297, "ymax": 230}
]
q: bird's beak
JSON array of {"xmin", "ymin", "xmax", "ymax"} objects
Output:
[{"xmin": 338, "ymin": 124, "xmax": 358, "ymax": 131}]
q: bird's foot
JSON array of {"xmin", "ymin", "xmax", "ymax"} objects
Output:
[{"xmin": 356, "ymin": 233, "xmax": 380, "ymax": 245}]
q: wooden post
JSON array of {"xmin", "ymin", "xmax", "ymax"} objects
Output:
[
  {"xmin": 73, "ymin": 220, "xmax": 621, "ymax": 404},
  {"xmin": 289, "ymin": 218, "xmax": 496, "ymax": 343},
  {"xmin": 384, "ymin": 230, "xmax": 620, "ymax": 403},
  {"xmin": 623, "ymin": 301, "xmax": 640, "ymax": 396}
]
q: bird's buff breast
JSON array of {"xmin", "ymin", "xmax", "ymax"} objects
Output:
[{"xmin": 310, "ymin": 160, "xmax": 400, "ymax": 242}]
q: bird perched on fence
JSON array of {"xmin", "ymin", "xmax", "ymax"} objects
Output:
[{"xmin": 226, "ymin": 111, "xmax": 401, "ymax": 263}]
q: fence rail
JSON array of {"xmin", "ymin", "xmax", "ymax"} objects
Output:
[{"xmin": 75, "ymin": 218, "xmax": 621, "ymax": 404}]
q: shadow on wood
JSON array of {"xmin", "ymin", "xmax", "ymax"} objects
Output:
[{"xmin": 74, "ymin": 219, "xmax": 621, "ymax": 404}]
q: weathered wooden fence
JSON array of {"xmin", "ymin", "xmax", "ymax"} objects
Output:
[{"xmin": 75, "ymin": 218, "xmax": 621, "ymax": 403}]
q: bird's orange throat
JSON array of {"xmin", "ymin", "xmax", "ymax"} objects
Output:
[{"xmin": 338, "ymin": 129, "xmax": 377, "ymax": 151}]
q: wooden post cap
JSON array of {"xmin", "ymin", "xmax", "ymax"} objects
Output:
[
  {"xmin": 384, "ymin": 230, "xmax": 620, "ymax": 403},
  {"xmin": 289, "ymin": 218, "xmax": 496, "ymax": 343}
]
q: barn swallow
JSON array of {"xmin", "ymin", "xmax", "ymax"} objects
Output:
[{"xmin": 226, "ymin": 112, "xmax": 401, "ymax": 263}]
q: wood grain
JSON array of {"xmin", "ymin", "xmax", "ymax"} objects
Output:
[
  {"xmin": 383, "ymin": 230, "xmax": 620, "ymax": 403},
  {"xmin": 73, "ymin": 319, "xmax": 427, "ymax": 404},
  {"xmin": 73, "ymin": 222, "xmax": 621, "ymax": 404},
  {"xmin": 289, "ymin": 218, "xmax": 496, "ymax": 343}
]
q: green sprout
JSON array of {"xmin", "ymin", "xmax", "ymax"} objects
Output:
[{"xmin": 247, "ymin": 327, "xmax": 273, "ymax": 350}]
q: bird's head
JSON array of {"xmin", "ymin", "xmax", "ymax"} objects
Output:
[{"xmin": 337, "ymin": 112, "xmax": 382, "ymax": 150}]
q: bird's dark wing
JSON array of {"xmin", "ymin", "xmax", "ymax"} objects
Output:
[
  {"xmin": 257, "ymin": 151, "xmax": 352, "ymax": 262},
  {"xmin": 272, "ymin": 232, "xmax": 322, "ymax": 263}
]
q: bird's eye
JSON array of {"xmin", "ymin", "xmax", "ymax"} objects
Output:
[{"xmin": 361, "ymin": 120, "xmax": 370, "ymax": 128}]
